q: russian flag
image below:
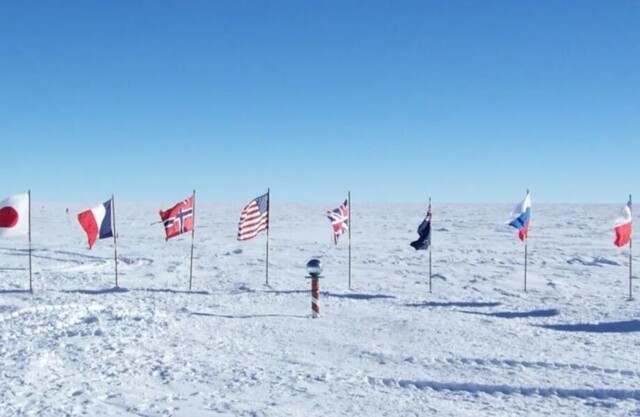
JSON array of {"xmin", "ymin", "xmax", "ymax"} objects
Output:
[
  {"xmin": 614, "ymin": 197, "xmax": 632, "ymax": 248},
  {"xmin": 78, "ymin": 198, "xmax": 114, "ymax": 249},
  {"xmin": 508, "ymin": 191, "xmax": 531, "ymax": 242}
]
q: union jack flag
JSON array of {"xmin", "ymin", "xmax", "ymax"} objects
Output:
[
  {"xmin": 410, "ymin": 202, "xmax": 431, "ymax": 250},
  {"xmin": 327, "ymin": 199, "xmax": 349, "ymax": 244},
  {"xmin": 159, "ymin": 194, "xmax": 194, "ymax": 241}
]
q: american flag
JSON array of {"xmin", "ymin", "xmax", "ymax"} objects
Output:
[
  {"xmin": 327, "ymin": 199, "xmax": 349, "ymax": 244},
  {"xmin": 237, "ymin": 192, "xmax": 269, "ymax": 241}
]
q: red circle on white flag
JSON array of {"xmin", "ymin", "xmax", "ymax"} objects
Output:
[{"xmin": 0, "ymin": 207, "xmax": 19, "ymax": 228}]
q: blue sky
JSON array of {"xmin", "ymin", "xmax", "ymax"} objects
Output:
[{"xmin": 1, "ymin": 1, "xmax": 638, "ymax": 204}]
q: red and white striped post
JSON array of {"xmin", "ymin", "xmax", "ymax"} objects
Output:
[
  {"xmin": 311, "ymin": 277, "xmax": 320, "ymax": 318},
  {"xmin": 306, "ymin": 258, "xmax": 323, "ymax": 319}
]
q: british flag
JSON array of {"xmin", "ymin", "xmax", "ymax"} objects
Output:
[
  {"xmin": 327, "ymin": 199, "xmax": 349, "ymax": 244},
  {"xmin": 159, "ymin": 194, "xmax": 194, "ymax": 241}
]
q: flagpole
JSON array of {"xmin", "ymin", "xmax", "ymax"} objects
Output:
[
  {"xmin": 28, "ymin": 189, "xmax": 33, "ymax": 293},
  {"xmin": 266, "ymin": 188, "xmax": 270, "ymax": 286},
  {"xmin": 348, "ymin": 190, "xmax": 352, "ymax": 290},
  {"xmin": 189, "ymin": 189, "xmax": 196, "ymax": 291},
  {"xmin": 630, "ymin": 194, "xmax": 633, "ymax": 300},
  {"xmin": 112, "ymin": 194, "xmax": 119, "ymax": 288},
  {"xmin": 524, "ymin": 189, "xmax": 529, "ymax": 292},
  {"xmin": 429, "ymin": 197, "xmax": 432, "ymax": 294}
]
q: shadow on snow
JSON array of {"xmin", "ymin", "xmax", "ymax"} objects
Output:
[
  {"xmin": 62, "ymin": 287, "xmax": 129, "ymax": 295},
  {"xmin": 405, "ymin": 301, "xmax": 502, "ymax": 308},
  {"xmin": 62, "ymin": 287, "xmax": 210, "ymax": 295},
  {"xmin": 133, "ymin": 288, "xmax": 209, "ymax": 295},
  {"xmin": 465, "ymin": 309, "xmax": 560, "ymax": 319},
  {"xmin": 240, "ymin": 286, "xmax": 395, "ymax": 300},
  {"xmin": 0, "ymin": 289, "xmax": 32, "ymax": 294},
  {"xmin": 539, "ymin": 320, "xmax": 640, "ymax": 333},
  {"xmin": 191, "ymin": 312, "xmax": 307, "ymax": 319}
]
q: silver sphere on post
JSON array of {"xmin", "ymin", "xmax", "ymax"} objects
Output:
[{"xmin": 306, "ymin": 258, "xmax": 323, "ymax": 278}]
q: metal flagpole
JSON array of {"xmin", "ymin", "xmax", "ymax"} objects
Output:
[
  {"xmin": 189, "ymin": 190, "xmax": 196, "ymax": 291},
  {"xmin": 524, "ymin": 189, "xmax": 529, "ymax": 292},
  {"xmin": 266, "ymin": 188, "xmax": 270, "ymax": 286},
  {"xmin": 112, "ymin": 194, "xmax": 119, "ymax": 288},
  {"xmin": 429, "ymin": 197, "xmax": 432, "ymax": 294},
  {"xmin": 524, "ymin": 241, "xmax": 528, "ymax": 292},
  {"xmin": 28, "ymin": 189, "xmax": 33, "ymax": 293},
  {"xmin": 348, "ymin": 190, "xmax": 352, "ymax": 290},
  {"xmin": 630, "ymin": 194, "xmax": 633, "ymax": 300}
]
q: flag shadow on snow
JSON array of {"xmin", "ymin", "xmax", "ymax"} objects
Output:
[
  {"xmin": 405, "ymin": 301, "xmax": 501, "ymax": 308},
  {"xmin": 538, "ymin": 320, "xmax": 640, "ymax": 333},
  {"xmin": 63, "ymin": 287, "xmax": 129, "ymax": 295},
  {"xmin": 0, "ymin": 289, "xmax": 31, "ymax": 294},
  {"xmin": 463, "ymin": 309, "xmax": 560, "ymax": 319},
  {"xmin": 238, "ymin": 287, "xmax": 395, "ymax": 300},
  {"xmin": 134, "ymin": 288, "xmax": 209, "ymax": 295},
  {"xmin": 191, "ymin": 312, "xmax": 307, "ymax": 320},
  {"xmin": 324, "ymin": 292, "xmax": 396, "ymax": 300}
]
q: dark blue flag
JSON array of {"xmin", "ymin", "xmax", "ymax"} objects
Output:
[{"xmin": 410, "ymin": 204, "xmax": 431, "ymax": 250}]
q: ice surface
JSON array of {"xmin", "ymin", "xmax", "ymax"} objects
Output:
[{"xmin": 0, "ymin": 203, "xmax": 638, "ymax": 416}]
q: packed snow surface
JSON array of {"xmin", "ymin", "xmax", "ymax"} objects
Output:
[{"xmin": 0, "ymin": 203, "xmax": 639, "ymax": 416}]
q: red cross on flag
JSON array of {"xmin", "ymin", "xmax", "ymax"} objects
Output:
[{"xmin": 159, "ymin": 194, "xmax": 195, "ymax": 241}]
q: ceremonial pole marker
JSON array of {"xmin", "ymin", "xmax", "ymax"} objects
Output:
[{"xmin": 306, "ymin": 259, "xmax": 323, "ymax": 319}]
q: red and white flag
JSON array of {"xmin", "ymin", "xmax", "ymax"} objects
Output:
[
  {"xmin": 159, "ymin": 194, "xmax": 195, "ymax": 241},
  {"xmin": 614, "ymin": 197, "xmax": 632, "ymax": 248},
  {"xmin": 0, "ymin": 193, "xmax": 29, "ymax": 237}
]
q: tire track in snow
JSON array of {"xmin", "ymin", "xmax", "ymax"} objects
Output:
[
  {"xmin": 434, "ymin": 357, "xmax": 640, "ymax": 379},
  {"xmin": 362, "ymin": 351, "xmax": 640, "ymax": 379},
  {"xmin": 367, "ymin": 376, "xmax": 640, "ymax": 401}
]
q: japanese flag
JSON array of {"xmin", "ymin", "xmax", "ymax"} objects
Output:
[{"xmin": 0, "ymin": 193, "xmax": 29, "ymax": 237}]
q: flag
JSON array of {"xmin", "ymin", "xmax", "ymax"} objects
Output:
[
  {"xmin": 327, "ymin": 199, "xmax": 349, "ymax": 244},
  {"xmin": 77, "ymin": 198, "xmax": 113, "ymax": 249},
  {"xmin": 0, "ymin": 193, "xmax": 29, "ymax": 237},
  {"xmin": 160, "ymin": 195, "xmax": 194, "ymax": 241},
  {"xmin": 410, "ymin": 203, "xmax": 432, "ymax": 250},
  {"xmin": 614, "ymin": 197, "xmax": 632, "ymax": 248},
  {"xmin": 238, "ymin": 192, "xmax": 269, "ymax": 241},
  {"xmin": 508, "ymin": 191, "xmax": 531, "ymax": 242}
]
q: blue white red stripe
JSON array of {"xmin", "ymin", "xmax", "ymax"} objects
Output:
[
  {"xmin": 77, "ymin": 198, "xmax": 113, "ymax": 249},
  {"xmin": 508, "ymin": 191, "xmax": 531, "ymax": 242}
]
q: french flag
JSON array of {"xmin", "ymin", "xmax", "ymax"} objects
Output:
[
  {"xmin": 78, "ymin": 198, "xmax": 114, "ymax": 249},
  {"xmin": 614, "ymin": 196, "xmax": 632, "ymax": 248},
  {"xmin": 508, "ymin": 191, "xmax": 531, "ymax": 242}
]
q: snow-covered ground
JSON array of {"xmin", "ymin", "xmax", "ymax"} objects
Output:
[{"xmin": 0, "ymin": 203, "xmax": 638, "ymax": 416}]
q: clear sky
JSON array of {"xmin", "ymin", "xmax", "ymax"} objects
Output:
[{"xmin": 1, "ymin": 1, "xmax": 638, "ymax": 204}]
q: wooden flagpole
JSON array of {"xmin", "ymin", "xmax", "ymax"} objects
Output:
[
  {"xmin": 189, "ymin": 189, "xmax": 196, "ymax": 291},
  {"xmin": 28, "ymin": 189, "xmax": 33, "ymax": 293},
  {"xmin": 348, "ymin": 190, "xmax": 352, "ymax": 290},
  {"xmin": 524, "ymin": 189, "xmax": 529, "ymax": 292},
  {"xmin": 266, "ymin": 188, "xmax": 270, "ymax": 286},
  {"xmin": 429, "ymin": 197, "xmax": 432, "ymax": 294},
  {"xmin": 112, "ymin": 194, "xmax": 119, "ymax": 288},
  {"xmin": 630, "ymin": 194, "xmax": 633, "ymax": 300}
]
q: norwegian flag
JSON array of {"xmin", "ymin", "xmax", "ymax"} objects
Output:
[
  {"xmin": 327, "ymin": 199, "xmax": 349, "ymax": 244},
  {"xmin": 160, "ymin": 194, "xmax": 195, "ymax": 241}
]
